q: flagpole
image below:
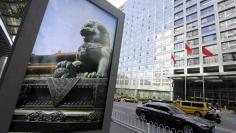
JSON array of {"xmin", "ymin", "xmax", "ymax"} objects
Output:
[
  {"xmin": 184, "ymin": 43, "xmax": 187, "ymax": 101},
  {"xmin": 184, "ymin": 75, "xmax": 186, "ymax": 100},
  {"xmin": 203, "ymin": 75, "xmax": 205, "ymax": 101}
]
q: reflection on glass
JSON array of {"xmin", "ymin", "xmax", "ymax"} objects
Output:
[{"xmin": 0, "ymin": 0, "xmax": 29, "ymax": 81}]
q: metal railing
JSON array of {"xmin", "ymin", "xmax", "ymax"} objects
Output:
[{"xmin": 111, "ymin": 110, "xmax": 183, "ymax": 133}]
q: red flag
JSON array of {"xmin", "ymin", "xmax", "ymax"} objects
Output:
[
  {"xmin": 202, "ymin": 47, "xmax": 213, "ymax": 57},
  {"xmin": 185, "ymin": 43, "xmax": 192, "ymax": 55},
  {"xmin": 171, "ymin": 53, "xmax": 176, "ymax": 64}
]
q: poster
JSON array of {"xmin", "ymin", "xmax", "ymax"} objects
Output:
[{"xmin": 9, "ymin": 0, "xmax": 117, "ymax": 131}]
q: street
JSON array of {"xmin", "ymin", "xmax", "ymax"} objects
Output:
[{"xmin": 110, "ymin": 102, "xmax": 236, "ymax": 133}]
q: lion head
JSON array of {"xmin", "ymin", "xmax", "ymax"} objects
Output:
[{"xmin": 80, "ymin": 21, "xmax": 110, "ymax": 46}]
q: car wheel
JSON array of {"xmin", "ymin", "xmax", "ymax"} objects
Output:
[
  {"xmin": 140, "ymin": 113, "xmax": 146, "ymax": 121},
  {"xmin": 194, "ymin": 112, "xmax": 201, "ymax": 117},
  {"xmin": 183, "ymin": 124, "xmax": 194, "ymax": 133}
]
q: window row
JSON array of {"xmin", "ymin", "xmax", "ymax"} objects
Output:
[
  {"xmin": 219, "ymin": 7, "xmax": 236, "ymax": 20},
  {"xmin": 186, "ymin": 13, "xmax": 197, "ymax": 22},
  {"xmin": 174, "ymin": 55, "xmax": 219, "ymax": 66},
  {"xmin": 175, "ymin": 11, "xmax": 184, "ymax": 20},
  {"xmin": 175, "ymin": 0, "xmax": 183, "ymax": 5},
  {"xmin": 218, "ymin": 0, "xmax": 235, "ymax": 10},
  {"xmin": 202, "ymin": 24, "xmax": 215, "ymax": 34},
  {"xmin": 174, "ymin": 34, "xmax": 184, "ymax": 41},
  {"xmin": 222, "ymin": 40, "xmax": 236, "ymax": 51},
  {"xmin": 187, "ymin": 21, "xmax": 198, "ymax": 30},
  {"xmin": 175, "ymin": 14, "xmax": 216, "ymax": 26},
  {"xmin": 174, "ymin": 42, "xmax": 184, "ymax": 50},
  {"xmin": 220, "ymin": 17, "xmax": 236, "ymax": 30},
  {"xmin": 200, "ymin": 0, "xmax": 213, "ymax": 7},
  {"xmin": 186, "ymin": 0, "xmax": 197, "ymax": 7},
  {"xmin": 175, "ymin": 21, "xmax": 198, "ymax": 34},
  {"xmin": 202, "ymin": 34, "xmax": 217, "ymax": 43},
  {"xmin": 175, "ymin": 3, "xmax": 183, "ymax": 11},
  {"xmin": 201, "ymin": 15, "xmax": 215, "ymax": 25},
  {"xmin": 221, "ymin": 29, "xmax": 236, "ymax": 41},
  {"xmin": 174, "ymin": 18, "xmax": 184, "ymax": 26},
  {"xmin": 203, "ymin": 55, "xmax": 218, "ymax": 64},
  {"xmin": 174, "ymin": 39, "xmax": 199, "ymax": 50},
  {"xmin": 223, "ymin": 52, "xmax": 236, "ymax": 62},
  {"xmin": 200, "ymin": 6, "xmax": 214, "ymax": 16},
  {"xmin": 186, "ymin": 4, "xmax": 197, "ymax": 14},
  {"xmin": 188, "ymin": 57, "xmax": 199, "ymax": 66},
  {"xmin": 174, "ymin": 26, "xmax": 184, "ymax": 34},
  {"xmin": 188, "ymin": 38, "xmax": 199, "ymax": 46},
  {"xmin": 187, "ymin": 29, "xmax": 198, "ymax": 37}
]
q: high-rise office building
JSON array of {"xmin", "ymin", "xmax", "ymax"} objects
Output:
[
  {"xmin": 116, "ymin": 0, "xmax": 174, "ymax": 100},
  {"xmin": 172, "ymin": 0, "xmax": 236, "ymax": 107}
]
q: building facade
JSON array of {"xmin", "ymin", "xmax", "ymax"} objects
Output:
[
  {"xmin": 116, "ymin": 0, "xmax": 174, "ymax": 100},
  {"xmin": 172, "ymin": 0, "xmax": 236, "ymax": 108}
]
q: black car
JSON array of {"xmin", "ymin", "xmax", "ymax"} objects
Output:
[{"xmin": 136, "ymin": 102, "xmax": 215, "ymax": 133}]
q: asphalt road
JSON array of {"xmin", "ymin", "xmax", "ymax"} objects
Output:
[{"xmin": 110, "ymin": 102, "xmax": 236, "ymax": 133}]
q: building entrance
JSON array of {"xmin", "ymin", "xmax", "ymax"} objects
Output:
[{"xmin": 173, "ymin": 75, "xmax": 236, "ymax": 109}]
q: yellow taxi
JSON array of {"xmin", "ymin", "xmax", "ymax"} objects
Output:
[{"xmin": 174, "ymin": 100, "xmax": 209, "ymax": 117}]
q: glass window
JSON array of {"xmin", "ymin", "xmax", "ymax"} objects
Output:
[
  {"xmin": 221, "ymin": 29, "xmax": 236, "ymax": 40},
  {"xmin": 174, "ymin": 34, "xmax": 184, "ymax": 41},
  {"xmin": 192, "ymin": 48, "xmax": 199, "ymax": 55},
  {"xmin": 218, "ymin": 0, "xmax": 235, "ymax": 10},
  {"xmin": 187, "ymin": 58, "xmax": 199, "ymax": 66},
  {"xmin": 159, "ymin": 106, "xmax": 170, "ymax": 112},
  {"xmin": 201, "ymin": 6, "xmax": 214, "ymax": 16},
  {"xmin": 186, "ymin": 13, "xmax": 197, "ymax": 22},
  {"xmin": 175, "ymin": 3, "xmax": 183, "ymax": 11},
  {"xmin": 174, "ymin": 26, "xmax": 184, "ymax": 34},
  {"xmin": 175, "ymin": 0, "xmax": 183, "ymax": 5},
  {"xmin": 186, "ymin": 0, "xmax": 197, "ymax": 7},
  {"xmin": 220, "ymin": 18, "xmax": 236, "ymax": 29},
  {"xmin": 175, "ymin": 18, "xmax": 184, "ymax": 26},
  {"xmin": 187, "ymin": 38, "xmax": 199, "ymax": 46},
  {"xmin": 175, "ymin": 11, "xmax": 184, "ymax": 19},
  {"xmin": 203, "ymin": 55, "xmax": 218, "ymax": 64},
  {"xmin": 182, "ymin": 102, "xmax": 191, "ymax": 106},
  {"xmin": 187, "ymin": 29, "xmax": 198, "ymax": 37},
  {"xmin": 174, "ymin": 51, "xmax": 185, "ymax": 59},
  {"xmin": 201, "ymin": 15, "xmax": 215, "ymax": 25},
  {"xmin": 222, "ymin": 40, "xmax": 236, "ymax": 51},
  {"xmin": 219, "ymin": 7, "xmax": 236, "ymax": 20},
  {"xmin": 202, "ymin": 34, "xmax": 217, "ymax": 43},
  {"xmin": 175, "ymin": 60, "xmax": 184, "ymax": 67},
  {"xmin": 201, "ymin": 24, "xmax": 215, "ymax": 34},
  {"xmin": 223, "ymin": 52, "xmax": 236, "ymax": 62},
  {"xmin": 200, "ymin": 0, "xmax": 213, "ymax": 7},
  {"xmin": 174, "ymin": 42, "xmax": 184, "ymax": 50},
  {"xmin": 186, "ymin": 4, "xmax": 197, "ymax": 14},
  {"xmin": 186, "ymin": 21, "xmax": 198, "ymax": 30}
]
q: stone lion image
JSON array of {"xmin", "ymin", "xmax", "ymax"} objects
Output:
[{"xmin": 54, "ymin": 21, "xmax": 112, "ymax": 78}]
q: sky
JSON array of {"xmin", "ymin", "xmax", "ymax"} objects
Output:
[
  {"xmin": 32, "ymin": 0, "xmax": 117, "ymax": 55},
  {"xmin": 107, "ymin": 0, "xmax": 127, "ymax": 8}
]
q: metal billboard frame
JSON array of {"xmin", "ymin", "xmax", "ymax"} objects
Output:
[{"xmin": 0, "ymin": 0, "xmax": 124, "ymax": 133}]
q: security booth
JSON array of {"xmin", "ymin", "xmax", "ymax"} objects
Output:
[{"xmin": 0, "ymin": 0, "xmax": 124, "ymax": 133}]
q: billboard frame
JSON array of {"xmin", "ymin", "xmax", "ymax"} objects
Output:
[{"xmin": 0, "ymin": 0, "xmax": 124, "ymax": 133}]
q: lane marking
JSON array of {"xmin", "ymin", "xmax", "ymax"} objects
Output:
[{"xmin": 216, "ymin": 126, "xmax": 236, "ymax": 133}]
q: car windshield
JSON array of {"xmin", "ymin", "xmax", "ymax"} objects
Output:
[{"xmin": 168, "ymin": 105, "xmax": 185, "ymax": 114}]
